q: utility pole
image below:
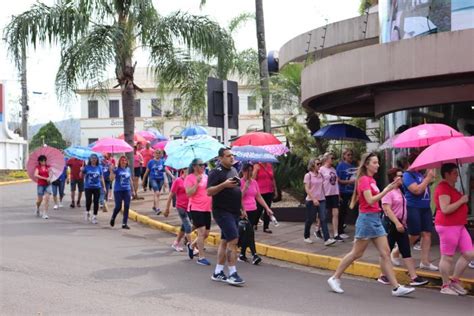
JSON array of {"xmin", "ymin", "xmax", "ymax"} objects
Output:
[
  {"xmin": 255, "ymin": 0, "xmax": 271, "ymax": 133},
  {"xmin": 20, "ymin": 44, "xmax": 29, "ymax": 167}
]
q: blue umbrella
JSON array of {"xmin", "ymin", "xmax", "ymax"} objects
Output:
[
  {"xmin": 164, "ymin": 135, "xmax": 224, "ymax": 170},
  {"xmin": 147, "ymin": 128, "xmax": 168, "ymax": 141},
  {"xmin": 65, "ymin": 146, "xmax": 103, "ymax": 161},
  {"xmin": 181, "ymin": 125, "xmax": 208, "ymax": 137},
  {"xmin": 232, "ymin": 145, "xmax": 278, "ymax": 163},
  {"xmin": 313, "ymin": 123, "xmax": 371, "ymax": 142}
]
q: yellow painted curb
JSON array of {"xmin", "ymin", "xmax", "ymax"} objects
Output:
[
  {"xmin": 129, "ymin": 208, "xmax": 473, "ymax": 293},
  {"xmin": 0, "ymin": 179, "xmax": 31, "ymax": 186}
]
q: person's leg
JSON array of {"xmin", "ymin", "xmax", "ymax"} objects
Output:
[
  {"xmin": 262, "ymin": 193, "xmax": 273, "ymax": 231},
  {"xmin": 77, "ymin": 181, "xmax": 84, "ymax": 206},
  {"xmin": 439, "ymin": 255, "xmax": 453, "ymax": 285},
  {"xmin": 318, "ymin": 201, "xmax": 331, "ymax": 241},
  {"xmin": 92, "ymin": 188, "xmax": 100, "ymax": 215},
  {"xmin": 332, "ymin": 207, "xmax": 339, "ymax": 238},
  {"xmin": 333, "ymin": 239, "xmax": 370, "ymax": 278},
  {"xmin": 59, "ymin": 180, "xmax": 65, "ymax": 203},
  {"xmin": 111, "ymin": 191, "xmax": 123, "ymax": 221},
  {"xmin": 195, "ymin": 226, "xmax": 206, "ymax": 259},
  {"xmin": 372, "ymin": 236, "xmax": 399, "ymax": 288},
  {"xmin": 338, "ymin": 194, "xmax": 348, "ymax": 235},
  {"xmin": 397, "ymin": 231, "xmax": 419, "ymax": 279},
  {"xmin": 133, "ymin": 176, "xmax": 139, "ymax": 198},
  {"xmin": 227, "ymin": 238, "xmax": 239, "ymax": 267},
  {"xmin": 304, "ymin": 201, "xmax": 317, "ymax": 239},
  {"xmin": 122, "ymin": 190, "xmax": 131, "ymax": 226},
  {"xmin": 36, "ymin": 194, "xmax": 43, "ymax": 213},
  {"xmin": 420, "ymin": 231, "xmax": 432, "ymax": 266},
  {"xmin": 52, "ymin": 184, "xmax": 58, "ymax": 206},
  {"xmin": 247, "ymin": 223, "xmax": 257, "ymax": 256},
  {"xmin": 70, "ymin": 182, "xmax": 76, "ymax": 207},
  {"xmin": 85, "ymin": 189, "xmax": 92, "ymax": 212},
  {"xmin": 43, "ymin": 192, "xmax": 50, "ymax": 216}
]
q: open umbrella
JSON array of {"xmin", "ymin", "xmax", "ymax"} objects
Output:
[
  {"xmin": 181, "ymin": 125, "xmax": 208, "ymax": 137},
  {"xmin": 164, "ymin": 135, "xmax": 224, "ymax": 170},
  {"xmin": 152, "ymin": 140, "xmax": 168, "ymax": 151},
  {"xmin": 118, "ymin": 133, "xmax": 147, "ymax": 144},
  {"xmin": 91, "ymin": 137, "xmax": 133, "ymax": 154},
  {"xmin": 65, "ymin": 146, "xmax": 103, "ymax": 161},
  {"xmin": 313, "ymin": 123, "xmax": 371, "ymax": 142},
  {"xmin": 147, "ymin": 128, "xmax": 168, "ymax": 141},
  {"xmin": 232, "ymin": 132, "xmax": 288, "ymax": 156},
  {"xmin": 393, "ymin": 123, "xmax": 463, "ymax": 148},
  {"xmin": 137, "ymin": 130, "xmax": 156, "ymax": 142},
  {"xmin": 232, "ymin": 145, "xmax": 278, "ymax": 164},
  {"xmin": 27, "ymin": 146, "xmax": 66, "ymax": 183}
]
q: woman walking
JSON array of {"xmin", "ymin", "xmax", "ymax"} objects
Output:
[
  {"xmin": 240, "ymin": 163, "xmax": 274, "ymax": 264},
  {"xmin": 81, "ymin": 154, "xmax": 105, "ymax": 224},
  {"xmin": 143, "ymin": 150, "xmax": 168, "ymax": 215},
  {"xmin": 34, "ymin": 155, "xmax": 52, "ymax": 219},
  {"xmin": 52, "ymin": 161, "xmax": 67, "ymax": 210},
  {"xmin": 99, "ymin": 157, "xmax": 111, "ymax": 212},
  {"xmin": 303, "ymin": 158, "xmax": 336, "ymax": 246},
  {"xmin": 434, "ymin": 163, "xmax": 473, "ymax": 295},
  {"xmin": 184, "ymin": 158, "xmax": 212, "ymax": 265},
  {"xmin": 132, "ymin": 145, "xmax": 144, "ymax": 199},
  {"xmin": 327, "ymin": 152, "xmax": 415, "ymax": 297},
  {"xmin": 110, "ymin": 156, "xmax": 134, "ymax": 229},
  {"xmin": 377, "ymin": 168, "xmax": 428, "ymax": 287},
  {"xmin": 252, "ymin": 162, "xmax": 278, "ymax": 233}
]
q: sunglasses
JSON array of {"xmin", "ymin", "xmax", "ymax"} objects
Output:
[
  {"xmin": 194, "ymin": 163, "xmax": 207, "ymax": 167},
  {"xmin": 316, "ymin": 162, "xmax": 321, "ymax": 166}
]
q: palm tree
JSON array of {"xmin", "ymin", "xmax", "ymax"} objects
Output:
[{"xmin": 4, "ymin": 0, "xmax": 233, "ymax": 167}]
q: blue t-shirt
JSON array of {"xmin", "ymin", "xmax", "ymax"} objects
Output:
[
  {"xmin": 101, "ymin": 162, "xmax": 111, "ymax": 181},
  {"xmin": 114, "ymin": 167, "xmax": 131, "ymax": 191},
  {"xmin": 336, "ymin": 161, "xmax": 356, "ymax": 194},
  {"xmin": 402, "ymin": 171, "xmax": 431, "ymax": 208},
  {"xmin": 58, "ymin": 159, "xmax": 68, "ymax": 182},
  {"xmin": 147, "ymin": 159, "xmax": 165, "ymax": 180},
  {"xmin": 83, "ymin": 165, "xmax": 103, "ymax": 189}
]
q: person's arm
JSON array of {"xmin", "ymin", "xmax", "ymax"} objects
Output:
[
  {"xmin": 382, "ymin": 203, "xmax": 404, "ymax": 232},
  {"xmin": 164, "ymin": 192, "xmax": 175, "ymax": 217},
  {"xmin": 304, "ymin": 175, "xmax": 319, "ymax": 206},
  {"xmin": 142, "ymin": 167, "xmax": 150, "ymax": 188},
  {"xmin": 101, "ymin": 176, "xmax": 106, "ymax": 190},
  {"xmin": 438, "ymin": 194, "xmax": 469, "ymax": 215},
  {"xmin": 165, "ymin": 167, "xmax": 175, "ymax": 180},
  {"xmin": 79, "ymin": 167, "xmax": 85, "ymax": 180},
  {"xmin": 251, "ymin": 164, "xmax": 260, "ymax": 180},
  {"xmin": 256, "ymin": 193, "xmax": 273, "ymax": 216},
  {"xmin": 207, "ymin": 178, "xmax": 237, "ymax": 196},
  {"xmin": 34, "ymin": 168, "xmax": 49, "ymax": 181},
  {"xmin": 242, "ymin": 179, "xmax": 251, "ymax": 195},
  {"xmin": 362, "ymin": 178, "xmax": 399, "ymax": 206},
  {"xmin": 272, "ymin": 177, "xmax": 279, "ymax": 199},
  {"xmin": 186, "ymin": 176, "xmax": 201, "ymax": 196},
  {"xmin": 109, "ymin": 166, "xmax": 116, "ymax": 181},
  {"xmin": 406, "ymin": 170, "xmax": 435, "ymax": 195}
]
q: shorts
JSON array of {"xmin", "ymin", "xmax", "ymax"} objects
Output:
[
  {"xmin": 150, "ymin": 178, "xmax": 164, "ymax": 192},
  {"xmin": 133, "ymin": 167, "xmax": 142, "ymax": 178},
  {"xmin": 325, "ymin": 195, "xmax": 339, "ymax": 210},
  {"xmin": 70, "ymin": 179, "xmax": 84, "ymax": 192},
  {"xmin": 190, "ymin": 211, "xmax": 211, "ymax": 230},
  {"xmin": 177, "ymin": 208, "xmax": 192, "ymax": 234},
  {"xmin": 407, "ymin": 206, "xmax": 433, "ymax": 235},
  {"xmin": 435, "ymin": 225, "xmax": 473, "ymax": 256},
  {"xmin": 355, "ymin": 212, "xmax": 387, "ymax": 240},
  {"xmin": 37, "ymin": 185, "xmax": 52, "ymax": 196},
  {"xmin": 214, "ymin": 212, "xmax": 240, "ymax": 241}
]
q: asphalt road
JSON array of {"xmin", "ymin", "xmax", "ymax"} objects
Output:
[{"xmin": 1, "ymin": 183, "xmax": 473, "ymax": 315}]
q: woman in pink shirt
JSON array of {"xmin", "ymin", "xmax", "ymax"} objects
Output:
[
  {"xmin": 252, "ymin": 162, "xmax": 278, "ymax": 233},
  {"xmin": 328, "ymin": 153, "xmax": 415, "ymax": 297},
  {"xmin": 132, "ymin": 145, "xmax": 144, "ymax": 199},
  {"xmin": 184, "ymin": 158, "xmax": 212, "ymax": 266},
  {"xmin": 240, "ymin": 163, "xmax": 274, "ymax": 265}
]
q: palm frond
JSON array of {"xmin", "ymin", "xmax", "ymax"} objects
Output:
[{"xmin": 227, "ymin": 12, "xmax": 254, "ymax": 34}]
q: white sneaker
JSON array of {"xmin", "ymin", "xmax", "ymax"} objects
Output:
[
  {"xmin": 468, "ymin": 261, "xmax": 474, "ymax": 269},
  {"xmin": 391, "ymin": 253, "xmax": 401, "ymax": 267},
  {"xmin": 327, "ymin": 276, "xmax": 344, "ymax": 293},
  {"xmin": 42, "ymin": 214, "xmax": 49, "ymax": 219},
  {"xmin": 449, "ymin": 281, "xmax": 467, "ymax": 295},
  {"xmin": 304, "ymin": 238, "xmax": 313, "ymax": 244},
  {"xmin": 339, "ymin": 233, "xmax": 350, "ymax": 239},
  {"xmin": 91, "ymin": 215, "xmax": 98, "ymax": 224},
  {"xmin": 53, "ymin": 204, "xmax": 59, "ymax": 210},
  {"xmin": 324, "ymin": 238, "xmax": 337, "ymax": 246},
  {"xmin": 59, "ymin": 203, "xmax": 63, "ymax": 208},
  {"xmin": 413, "ymin": 242, "xmax": 421, "ymax": 251},
  {"xmin": 440, "ymin": 286, "xmax": 459, "ymax": 296},
  {"xmin": 84, "ymin": 211, "xmax": 90, "ymax": 222},
  {"xmin": 419, "ymin": 262, "xmax": 438, "ymax": 271},
  {"xmin": 392, "ymin": 285, "xmax": 415, "ymax": 297}
]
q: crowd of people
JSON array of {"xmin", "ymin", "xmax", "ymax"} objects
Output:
[{"xmin": 32, "ymin": 146, "xmax": 473, "ymax": 293}]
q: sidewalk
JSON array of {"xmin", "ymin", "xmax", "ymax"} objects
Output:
[{"xmin": 128, "ymin": 189, "xmax": 474, "ymax": 292}]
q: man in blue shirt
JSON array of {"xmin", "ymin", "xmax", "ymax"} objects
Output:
[{"xmin": 336, "ymin": 148, "xmax": 357, "ymax": 238}]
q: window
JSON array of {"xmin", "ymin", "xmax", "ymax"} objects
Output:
[
  {"xmin": 88, "ymin": 100, "xmax": 98, "ymax": 118},
  {"xmin": 173, "ymin": 98, "xmax": 182, "ymax": 115},
  {"xmin": 109, "ymin": 100, "xmax": 119, "ymax": 118},
  {"xmin": 88, "ymin": 138, "xmax": 98, "ymax": 145},
  {"xmin": 151, "ymin": 98, "xmax": 162, "ymax": 117},
  {"xmin": 247, "ymin": 96, "xmax": 257, "ymax": 111},
  {"xmin": 272, "ymin": 95, "xmax": 282, "ymax": 110},
  {"xmin": 134, "ymin": 99, "xmax": 141, "ymax": 117}
]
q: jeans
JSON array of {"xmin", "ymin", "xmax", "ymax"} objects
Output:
[
  {"xmin": 257, "ymin": 192, "xmax": 273, "ymax": 230},
  {"xmin": 177, "ymin": 208, "xmax": 192, "ymax": 234},
  {"xmin": 339, "ymin": 193, "xmax": 352, "ymax": 234},
  {"xmin": 85, "ymin": 188, "xmax": 101, "ymax": 215},
  {"xmin": 99, "ymin": 180, "xmax": 111, "ymax": 205},
  {"xmin": 112, "ymin": 190, "xmax": 131, "ymax": 225},
  {"xmin": 52, "ymin": 180, "xmax": 65, "ymax": 199},
  {"xmin": 304, "ymin": 200, "xmax": 330, "ymax": 240}
]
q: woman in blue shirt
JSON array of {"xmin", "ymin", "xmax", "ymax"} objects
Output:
[
  {"xmin": 143, "ymin": 150, "xmax": 173, "ymax": 215},
  {"xmin": 110, "ymin": 155, "xmax": 134, "ymax": 229},
  {"xmin": 99, "ymin": 158, "xmax": 111, "ymax": 213},
  {"xmin": 80, "ymin": 154, "xmax": 105, "ymax": 224}
]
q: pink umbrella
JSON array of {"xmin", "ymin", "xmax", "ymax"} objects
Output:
[
  {"xmin": 117, "ymin": 133, "xmax": 148, "ymax": 144},
  {"xmin": 152, "ymin": 140, "xmax": 168, "ymax": 151},
  {"xmin": 393, "ymin": 123, "xmax": 463, "ymax": 148},
  {"xmin": 27, "ymin": 146, "xmax": 66, "ymax": 183},
  {"xmin": 91, "ymin": 137, "xmax": 134, "ymax": 154},
  {"xmin": 137, "ymin": 130, "xmax": 156, "ymax": 141}
]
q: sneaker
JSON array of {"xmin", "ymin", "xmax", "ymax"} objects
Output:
[
  {"xmin": 171, "ymin": 242, "xmax": 184, "ymax": 252},
  {"xmin": 314, "ymin": 230, "xmax": 323, "ymax": 240},
  {"xmin": 91, "ymin": 215, "xmax": 98, "ymax": 224},
  {"xmin": 304, "ymin": 238, "xmax": 313, "ymax": 244},
  {"xmin": 59, "ymin": 203, "xmax": 63, "ymax": 208},
  {"xmin": 155, "ymin": 208, "xmax": 161, "ymax": 215},
  {"xmin": 70, "ymin": 203, "xmax": 75, "ymax": 208},
  {"xmin": 197, "ymin": 258, "xmax": 211, "ymax": 266},
  {"xmin": 419, "ymin": 262, "xmax": 438, "ymax": 271},
  {"xmin": 449, "ymin": 280, "xmax": 467, "ymax": 295},
  {"xmin": 334, "ymin": 235, "xmax": 344, "ymax": 242},
  {"xmin": 53, "ymin": 204, "xmax": 59, "ymax": 210},
  {"xmin": 193, "ymin": 249, "xmax": 200, "ymax": 256},
  {"xmin": 77, "ymin": 202, "xmax": 81, "ymax": 208},
  {"xmin": 440, "ymin": 285, "xmax": 459, "ymax": 296},
  {"xmin": 377, "ymin": 275, "xmax": 390, "ymax": 285},
  {"xmin": 391, "ymin": 252, "xmax": 401, "ymax": 267},
  {"xmin": 392, "ymin": 285, "xmax": 415, "ymax": 297},
  {"xmin": 252, "ymin": 255, "xmax": 262, "ymax": 265},
  {"xmin": 327, "ymin": 276, "xmax": 344, "ymax": 293},
  {"xmin": 227, "ymin": 272, "xmax": 245, "ymax": 285},
  {"xmin": 42, "ymin": 214, "xmax": 49, "ymax": 219},
  {"xmin": 410, "ymin": 276, "xmax": 429, "ymax": 286},
  {"xmin": 110, "ymin": 217, "xmax": 115, "ymax": 227},
  {"xmin": 84, "ymin": 211, "xmax": 90, "ymax": 222},
  {"xmin": 211, "ymin": 271, "xmax": 228, "ymax": 283},
  {"xmin": 187, "ymin": 243, "xmax": 194, "ymax": 259},
  {"xmin": 468, "ymin": 261, "xmax": 474, "ymax": 269},
  {"xmin": 413, "ymin": 241, "xmax": 421, "ymax": 251},
  {"xmin": 35, "ymin": 208, "xmax": 40, "ymax": 217},
  {"xmin": 324, "ymin": 238, "xmax": 337, "ymax": 246},
  {"xmin": 339, "ymin": 233, "xmax": 350, "ymax": 239},
  {"xmin": 122, "ymin": 224, "xmax": 130, "ymax": 229},
  {"xmin": 238, "ymin": 254, "xmax": 248, "ymax": 262}
]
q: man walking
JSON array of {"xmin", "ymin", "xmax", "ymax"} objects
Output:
[{"xmin": 207, "ymin": 147, "xmax": 246, "ymax": 285}]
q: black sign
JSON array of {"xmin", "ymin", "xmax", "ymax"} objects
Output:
[{"xmin": 207, "ymin": 77, "xmax": 239, "ymax": 129}]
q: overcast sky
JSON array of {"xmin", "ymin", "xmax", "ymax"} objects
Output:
[{"xmin": 0, "ymin": 0, "xmax": 359, "ymax": 124}]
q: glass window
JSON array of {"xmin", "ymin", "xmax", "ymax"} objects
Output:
[
  {"xmin": 151, "ymin": 98, "xmax": 162, "ymax": 117},
  {"xmin": 247, "ymin": 96, "xmax": 257, "ymax": 111},
  {"xmin": 109, "ymin": 100, "xmax": 119, "ymax": 118},
  {"xmin": 173, "ymin": 98, "xmax": 182, "ymax": 115},
  {"xmin": 88, "ymin": 138, "xmax": 98, "ymax": 145},
  {"xmin": 134, "ymin": 99, "xmax": 141, "ymax": 117},
  {"xmin": 88, "ymin": 100, "xmax": 98, "ymax": 118}
]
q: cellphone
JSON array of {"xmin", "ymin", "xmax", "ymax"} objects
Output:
[{"xmin": 232, "ymin": 176, "xmax": 240, "ymax": 183}]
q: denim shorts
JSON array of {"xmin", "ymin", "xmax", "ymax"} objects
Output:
[
  {"xmin": 37, "ymin": 185, "xmax": 52, "ymax": 196},
  {"xmin": 214, "ymin": 212, "xmax": 240, "ymax": 241},
  {"xmin": 407, "ymin": 206, "xmax": 433, "ymax": 235},
  {"xmin": 150, "ymin": 178, "xmax": 164, "ymax": 192},
  {"xmin": 355, "ymin": 212, "xmax": 387, "ymax": 240},
  {"xmin": 177, "ymin": 208, "xmax": 192, "ymax": 234}
]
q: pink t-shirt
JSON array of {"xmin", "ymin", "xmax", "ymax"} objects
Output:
[
  {"xmin": 320, "ymin": 165, "xmax": 339, "ymax": 196},
  {"xmin": 171, "ymin": 177, "xmax": 189, "ymax": 211},
  {"xmin": 303, "ymin": 171, "xmax": 325, "ymax": 201},
  {"xmin": 241, "ymin": 178, "xmax": 260, "ymax": 211},
  {"xmin": 357, "ymin": 175, "xmax": 381, "ymax": 213},
  {"xmin": 133, "ymin": 153, "xmax": 143, "ymax": 168},
  {"xmin": 255, "ymin": 163, "xmax": 275, "ymax": 194},
  {"xmin": 184, "ymin": 173, "xmax": 211, "ymax": 212},
  {"xmin": 140, "ymin": 148, "xmax": 154, "ymax": 166},
  {"xmin": 381, "ymin": 189, "xmax": 407, "ymax": 225}
]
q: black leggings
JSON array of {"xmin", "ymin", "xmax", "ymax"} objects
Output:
[
  {"xmin": 388, "ymin": 229, "xmax": 412, "ymax": 258},
  {"xmin": 85, "ymin": 188, "xmax": 100, "ymax": 215},
  {"xmin": 241, "ymin": 210, "xmax": 259, "ymax": 256},
  {"xmin": 257, "ymin": 192, "xmax": 273, "ymax": 230}
]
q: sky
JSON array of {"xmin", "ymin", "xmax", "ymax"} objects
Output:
[{"xmin": 0, "ymin": 0, "xmax": 360, "ymax": 124}]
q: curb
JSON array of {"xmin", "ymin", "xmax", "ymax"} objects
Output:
[
  {"xmin": 129, "ymin": 209, "xmax": 473, "ymax": 293},
  {"xmin": 0, "ymin": 179, "xmax": 31, "ymax": 186}
]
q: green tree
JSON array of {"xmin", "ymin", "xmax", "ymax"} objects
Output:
[
  {"xmin": 4, "ymin": 0, "xmax": 233, "ymax": 168},
  {"xmin": 29, "ymin": 121, "xmax": 67, "ymax": 151},
  {"xmin": 359, "ymin": 0, "xmax": 378, "ymax": 15}
]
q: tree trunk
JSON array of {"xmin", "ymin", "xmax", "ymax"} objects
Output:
[
  {"xmin": 255, "ymin": 0, "xmax": 271, "ymax": 133},
  {"xmin": 20, "ymin": 44, "xmax": 28, "ymax": 167},
  {"xmin": 120, "ymin": 71, "xmax": 136, "ymax": 175}
]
